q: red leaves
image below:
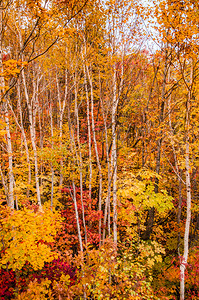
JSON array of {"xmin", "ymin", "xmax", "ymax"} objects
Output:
[
  {"xmin": 2, "ymin": 54, "xmax": 10, "ymax": 62},
  {"xmin": 56, "ymin": 188, "xmax": 102, "ymax": 250},
  {"xmin": 0, "ymin": 269, "xmax": 15, "ymax": 300}
]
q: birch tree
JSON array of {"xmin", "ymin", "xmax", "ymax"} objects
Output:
[{"xmin": 0, "ymin": 0, "xmax": 14, "ymax": 208}]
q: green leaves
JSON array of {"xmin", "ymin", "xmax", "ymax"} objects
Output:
[{"xmin": 118, "ymin": 169, "xmax": 174, "ymax": 214}]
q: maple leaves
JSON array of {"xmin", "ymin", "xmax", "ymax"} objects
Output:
[
  {"xmin": 0, "ymin": 205, "xmax": 61, "ymax": 271},
  {"xmin": 155, "ymin": 0, "xmax": 199, "ymax": 57},
  {"xmin": 0, "ymin": 0, "xmax": 199, "ymax": 299},
  {"xmin": 2, "ymin": 60, "xmax": 27, "ymax": 81}
]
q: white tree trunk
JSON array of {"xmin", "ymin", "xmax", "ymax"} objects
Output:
[
  {"xmin": 21, "ymin": 66, "xmax": 42, "ymax": 207},
  {"xmin": 0, "ymin": 3, "xmax": 14, "ymax": 209},
  {"xmin": 180, "ymin": 61, "xmax": 193, "ymax": 300},
  {"xmin": 49, "ymin": 103, "xmax": 54, "ymax": 209},
  {"xmin": 99, "ymin": 82, "xmax": 111, "ymax": 241},
  {"xmin": 111, "ymin": 66, "xmax": 118, "ymax": 245},
  {"xmin": 4, "ymin": 102, "xmax": 14, "ymax": 209},
  {"xmin": 74, "ymin": 69, "xmax": 87, "ymax": 244},
  {"xmin": 67, "ymin": 99, "xmax": 84, "ymax": 254},
  {"xmin": 17, "ymin": 82, "xmax": 31, "ymax": 195},
  {"xmin": 56, "ymin": 67, "xmax": 66, "ymax": 187},
  {"xmin": 86, "ymin": 64, "xmax": 103, "ymax": 245},
  {"xmin": 83, "ymin": 58, "xmax": 92, "ymax": 202}
]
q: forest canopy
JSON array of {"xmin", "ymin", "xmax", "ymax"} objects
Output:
[{"xmin": 0, "ymin": 0, "xmax": 198, "ymax": 299}]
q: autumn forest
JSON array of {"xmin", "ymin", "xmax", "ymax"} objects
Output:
[{"xmin": 0, "ymin": 0, "xmax": 198, "ymax": 299}]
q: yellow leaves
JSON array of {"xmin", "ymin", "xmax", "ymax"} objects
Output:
[
  {"xmin": 115, "ymin": 241, "xmax": 159, "ymax": 299},
  {"xmin": 1, "ymin": 59, "xmax": 28, "ymax": 81},
  {"xmin": 59, "ymin": 274, "xmax": 71, "ymax": 287},
  {"xmin": 138, "ymin": 240, "xmax": 165, "ymax": 270},
  {"xmin": 147, "ymin": 257, "xmax": 155, "ymax": 268},
  {"xmin": 117, "ymin": 169, "xmax": 173, "ymax": 243},
  {"xmin": 118, "ymin": 169, "xmax": 173, "ymax": 214},
  {"xmin": 14, "ymin": 278, "xmax": 53, "ymax": 300},
  {"xmin": 192, "ymin": 202, "xmax": 199, "ymax": 213},
  {"xmin": 155, "ymin": 0, "xmax": 199, "ymax": 56},
  {"xmin": 70, "ymin": 240, "xmax": 117, "ymax": 298},
  {"xmin": 0, "ymin": 119, "xmax": 7, "ymax": 139},
  {"xmin": 57, "ymin": 27, "xmax": 76, "ymax": 39},
  {"xmin": 0, "ymin": 205, "xmax": 61, "ymax": 271}
]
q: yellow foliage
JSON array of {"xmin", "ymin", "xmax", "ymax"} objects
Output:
[
  {"xmin": 138, "ymin": 240, "xmax": 165, "ymax": 269},
  {"xmin": 13, "ymin": 278, "xmax": 53, "ymax": 300},
  {"xmin": 53, "ymin": 239, "xmax": 160, "ymax": 299},
  {"xmin": 118, "ymin": 169, "xmax": 173, "ymax": 214},
  {"xmin": 2, "ymin": 60, "xmax": 28, "ymax": 80},
  {"xmin": 0, "ymin": 204, "xmax": 62, "ymax": 271},
  {"xmin": 0, "ymin": 119, "xmax": 7, "ymax": 138}
]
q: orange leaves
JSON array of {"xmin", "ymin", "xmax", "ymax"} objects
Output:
[
  {"xmin": 0, "ymin": 119, "xmax": 7, "ymax": 138},
  {"xmin": 1, "ymin": 59, "xmax": 28, "ymax": 82},
  {"xmin": 14, "ymin": 278, "xmax": 54, "ymax": 300},
  {"xmin": 155, "ymin": 0, "xmax": 199, "ymax": 57}
]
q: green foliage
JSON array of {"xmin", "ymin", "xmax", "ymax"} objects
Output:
[{"xmin": 118, "ymin": 169, "xmax": 174, "ymax": 214}]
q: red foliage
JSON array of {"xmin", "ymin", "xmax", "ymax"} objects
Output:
[
  {"xmin": 56, "ymin": 188, "xmax": 102, "ymax": 252},
  {"xmin": 0, "ymin": 260, "xmax": 76, "ymax": 299},
  {"xmin": 28, "ymin": 259, "xmax": 76, "ymax": 286},
  {"xmin": 186, "ymin": 246, "xmax": 199, "ymax": 298},
  {"xmin": 2, "ymin": 54, "xmax": 10, "ymax": 62},
  {"xmin": 0, "ymin": 269, "xmax": 15, "ymax": 300}
]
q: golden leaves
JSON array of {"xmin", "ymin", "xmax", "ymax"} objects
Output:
[
  {"xmin": 1, "ymin": 59, "xmax": 28, "ymax": 81},
  {"xmin": 118, "ymin": 169, "xmax": 173, "ymax": 214},
  {"xmin": 14, "ymin": 278, "xmax": 54, "ymax": 300},
  {"xmin": 0, "ymin": 205, "xmax": 61, "ymax": 271}
]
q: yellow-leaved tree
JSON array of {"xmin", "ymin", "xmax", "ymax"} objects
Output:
[{"xmin": 0, "ymin": 204, "xmax": 62, "ymax": 271}]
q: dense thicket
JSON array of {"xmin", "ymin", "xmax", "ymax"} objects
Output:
[{"xmin": 0, "ymin": 0, "xmax": 198, "ymax": 299}]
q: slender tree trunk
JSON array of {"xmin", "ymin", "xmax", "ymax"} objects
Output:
[
  {"xmin": 0, "ymin": 3, "xmax": 14, "ymax": 209},
  {"xmin": 17, "ymin": 82, "xmax": 31, "ymax": 197},
  {"xmin": 111, "ymin": 66, "xmax": 118, "ymax": 245},
  {"xmin": 99, "ymin": 73, "xmax": 111, "ymax": 241},
  {"xmin": 74, "ymin": 69, "xmax": 87, "ymax": 244},
  {"xmin": 21, "ymin": 65, "xmax": 42, "ymax": 207},
  {"xmin": 56, "ymin": 69, "xmax": 66, "ymax": 187},
  {"xmin": 86, "ymin": 64, "xmax": 103, "ymax": 245},
  {"xmin": 0, "ymin": 159, "xmax": 8, "ymax": 202},
  {"xmin": 83, "ymin": 58, "xmax": 92, "ymax": 203},
  {"xmin": 180, "ymin": 65, "xmax": 193, "ymax": 300},
  {"xmin": 38, "ymin": 89, "xmax": 44, "ymax": 189},
  {"xmin": 67, "ymin": 95, "xmax": 84, "ymax": 254},
  {"xmin": 4, "ymin": 101, "xmax": 14, "ymax": 209},
  {"xmin": 49, "ymin": 102, "xmax": 54, "ymax": 209},
  {"xmin": 72, "ymin": 181, "xmax": 84, "ymax": 253},
  {"xmin": 180, "ymin": 137, "xmax": 191, "ymax": 300},
  {"xmin": 67, "ymin": 74, "xmax": 87, "ymax": 298},
  {"xmin": 7, "ymin": 82, "xmax": 32, "ymax": 198},
  {"xmin": 110, "ymin": 46, "xmax": 124, "ymax": 245}
]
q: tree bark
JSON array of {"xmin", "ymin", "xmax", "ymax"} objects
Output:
[
  {"xmin": 21, "ymin": 64, "xmax": 42, "ymax": 207},
  {"xmin": 111, "ymin": 66, "xmax": 118, "ymax": 245},
  {"xmin": 0, "ymin": 2, "xmax": 14, "ymax": 209},
  {"xmin": 56, "ymin": 68, "xmax": 66, "ymax": 188},
  {"xmin": 180, "ymin": 62, "xmax": 193, "ymax": 300},
  {"xmin": 143, "ymin": 48, "xmax": 169, "ymax": 240},
  {"xmin": 86, "ymin": 64, "xmax": 103, "ymax": 245},
  {"xmin": 83, "ymin": 60, "xmax": 92, "ymax": 203},
  {"xmin": 74, "ymin": 68, "xmax": 87, "ymax": 244}
]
